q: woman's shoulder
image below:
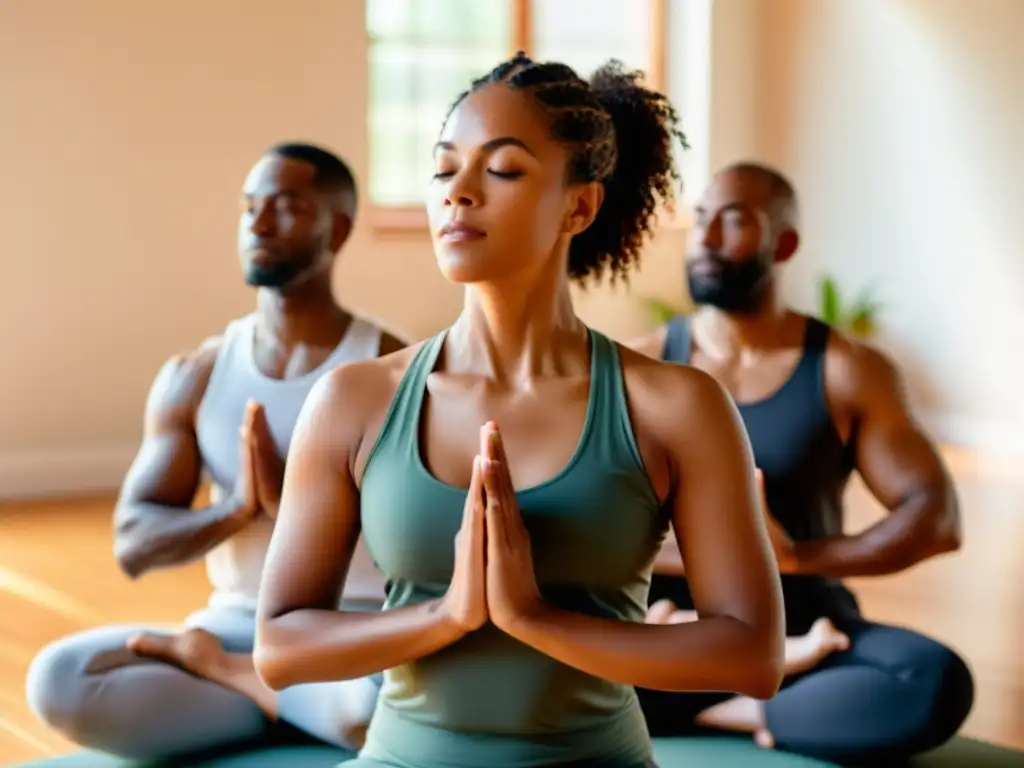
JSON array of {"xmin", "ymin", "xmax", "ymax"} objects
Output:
[
  {"xmin": 301, "ymin": 338, "xmax": 432, "ymax": 437},
  {"xmin": 615, "ymin": 340, "xmax": 723, "ymax": 403},
  {"xmin": 613, "ymin": 340, "xmax": 740, "ymax": 449},
  {"xmin": 319, "ymin": 337, "xmax": 423, "ymax": 405}
]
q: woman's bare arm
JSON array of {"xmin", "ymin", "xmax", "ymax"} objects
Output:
[
  {"xmin": 253, "ymin": 361, "xmax": 464, "ymax": 691},
  {"xmin": 506, "ymin": 365, "xmax": 785, "ymax": 699}
]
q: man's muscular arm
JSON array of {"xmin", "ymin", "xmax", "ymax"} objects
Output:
[
  {"xmin": 113, "ymin": 339, "xmax": 255, "ymax": 578},
  {"xmin": 792, "ymin": 339, "xmax": 961, "ymax": 578}
]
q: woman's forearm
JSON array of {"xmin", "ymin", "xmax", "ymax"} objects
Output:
[
  {"xmin": 254, "ymin": 598, "xmax": 463, "ymax": 690},
  {"xmin": 507, "ymin": 606, "xmax": 783, "ymax": 700}
]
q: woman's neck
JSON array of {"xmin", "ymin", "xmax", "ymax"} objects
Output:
[{"xmin": 449, "ymin": 268, "xmax": 588, "ymax": 385}]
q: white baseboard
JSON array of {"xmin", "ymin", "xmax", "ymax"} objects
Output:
[{"xmin": 0, "ymin": 443, "xmax": 137, "ymax": 502}]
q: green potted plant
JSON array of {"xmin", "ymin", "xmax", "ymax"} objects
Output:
[
  {"xmin": 641, "ymin": 297, "xmax": 690, "ymax": 326},
  {"xmin": 818, "ymin": 275, "xmax": 881, "ymax": 339}
]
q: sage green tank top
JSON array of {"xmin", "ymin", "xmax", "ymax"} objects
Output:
[{"xmin": 359, "ymin": 327, "xmax": 666, "ymax": 766}]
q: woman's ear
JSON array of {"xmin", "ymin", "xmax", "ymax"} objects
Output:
[{"xmin": 564, "ymin": 182, "xmax": 605, "ymax": 235}]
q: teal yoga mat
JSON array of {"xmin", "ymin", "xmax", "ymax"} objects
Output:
[{"xmin": 15, "ymin": 735, "xmax": 1024, "ymax": 767}]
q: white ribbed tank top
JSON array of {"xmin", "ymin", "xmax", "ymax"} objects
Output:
[{"xmin": 195, "ymin": 312, "xmax": 382, "ymax": 612}]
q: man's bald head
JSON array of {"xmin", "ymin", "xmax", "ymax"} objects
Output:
[{"xmin": 714, "ymin": 161, "xmax": 799, "ymax": 234}]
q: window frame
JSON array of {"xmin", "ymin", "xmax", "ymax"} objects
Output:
[{"xmin": 368, "ymin": 0, "xmax": 668, "ymax": 232}]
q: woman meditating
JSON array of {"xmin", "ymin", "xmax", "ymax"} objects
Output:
[{"xmin": 253, "ymin": 53, "xmax": 785, "ymax": 767}]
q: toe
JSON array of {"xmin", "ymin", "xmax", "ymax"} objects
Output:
[
  {"xmin": 126, "ymin": 632, "xmax": 173, "ymax": 658},
  {"xmin": 755, "ymin": 728, "xmax": 776, "ymax": 749}
]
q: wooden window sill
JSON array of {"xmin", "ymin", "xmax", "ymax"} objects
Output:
[
  {"xmin": 369, "ymin": 203, "xmax": 691, "ymax": 235},
  {"xmin": 370, "ymin": 206, "xmax": 428, "ymax": 234}
]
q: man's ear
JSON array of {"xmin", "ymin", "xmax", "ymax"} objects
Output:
[
  {"xmin": 774, "ymin": 228, "xmax": 800, "ymax": 264},
  {"xmin": 331, "ymin": 212, "xmax": 353, "ymax": 252}
]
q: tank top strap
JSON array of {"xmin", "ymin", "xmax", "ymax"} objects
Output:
[
  {"xmin": 660, "ymin": 315, "xmax": 692, "ymax": 364},
  {"xmin": 792, "ymin": 316, "xmax": 831, "ymax": 396},
  {"xmin": 364, "ymin": 330, "xmax": 448, "ymax": 470},
  {"xmin": 198, "ymin": 314, "xmax": 253, "ymax": 414},
  {"xmin": 587, "ymin": 329, "xmax": 655, "ymax": 493}
]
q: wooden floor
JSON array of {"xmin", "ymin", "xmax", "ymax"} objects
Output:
[{"xmin": 1, "ymin": 448, "xmax": 1022, "ymax": 764}]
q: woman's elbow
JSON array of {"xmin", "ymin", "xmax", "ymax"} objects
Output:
[
  {"xmin": 253, "ymin": 643, "xmax": 293, "ymax": 691},
  {"xmin": 743, "ymin": 624, "xmax": 785, "ymax": 699},
  {"xmin": 746, "ymin": 653, "xmax": 785, "ymax": 700},
  {"xmin": 252, "ymin": 623, "xmax": 299, "ymax": 691}
]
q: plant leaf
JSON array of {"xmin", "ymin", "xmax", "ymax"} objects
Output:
[
  {"xmin": 820, "ymin": 276, "xmax": 841, "ymax": 324},
  {"xmin": 643, "ymin": 297, "xmax": 684, "ymax": 325}
]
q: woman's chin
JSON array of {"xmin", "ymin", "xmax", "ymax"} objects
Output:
[
  {"xmin": 435, "ymin": 245, "xmax": 534, "ymax": 285},
  {"xmin": 436, "ymin": 252, "xmax": 493, "ymax": 285}
]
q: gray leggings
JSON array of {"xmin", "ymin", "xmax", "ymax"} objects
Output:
[{"xmin": 25, "ymin": 606, "xmax": 380, "ymax": 761}]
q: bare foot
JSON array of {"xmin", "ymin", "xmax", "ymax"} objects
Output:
[
  {"xmin": 645, "ymin": 599, "xmax": 677, "ymax": 625},
  {"xmin": 755, "ymin": 727, "xmax": 775, "ymax": 749},
  {"xmin": 804, "ymin": 617, "xmax": 850, "ymax": 665},
  {"xmin": 695, "ymin": 696, "xmax": 778, "ymax": 749},
  {"xmin": 667, "ymin": 609, "xmax": 698, "ymax": 624},
  {"xmin": 784, "ymin": 617, "xmax": 850, "ymax": 676},
  {"xmin": 127, "ymin": 629, "xmax": 278, "ymax": 718},
  {"xmin": 127, "ymin": 628, "xmax": 227, "ymax": 679}
]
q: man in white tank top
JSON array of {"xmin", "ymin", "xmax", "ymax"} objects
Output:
[{"xmin": 25, "ymin": 143, "xmax": 405, "ymax": 761}]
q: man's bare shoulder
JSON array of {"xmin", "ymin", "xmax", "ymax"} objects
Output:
[
  {"xmin": 148, "ymin": 334, "xmax": 224, "ymax": 414},
  {"xmin": 823, "ymin": 325, "xmax": 905, "ymax": 407}
]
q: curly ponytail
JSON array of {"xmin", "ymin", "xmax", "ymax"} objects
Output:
[{"xmin": 446, "ymin": 54, "xmax": 688, "ymax": 284}]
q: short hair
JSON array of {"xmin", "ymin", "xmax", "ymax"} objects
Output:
[
  {"xmin": 265, "ymin": 142, "xmax": 357, "ymax": 217},
  {"xmin": 446, "ymin": 53, "xmax": 688, "ymax": 286},
  {"xmin": 720, "ymin": 161, "xmax": 799, "ymax": 230}
]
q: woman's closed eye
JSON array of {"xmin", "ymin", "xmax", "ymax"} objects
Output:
[{"xmin": 431, "ymin": 169, "xmax": 524, "ymax": 181}]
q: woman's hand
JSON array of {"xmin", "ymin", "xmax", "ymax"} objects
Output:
[
  {"xmin": 481, "ymin": 423, "xmax": 545, "ymax": 632},
  {"xmin": 440, "ymin": 454, "xmax": 489, "ymax": 633}
]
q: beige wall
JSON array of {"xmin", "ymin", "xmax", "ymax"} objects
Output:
[
  {"xmin": 751, "ymin": 0, "xmax": 1024, "ymax": 459},
  {"xmin": 2, "ymin": 0, "xmax": 1020, "ymax": 499},
  {"xmin": 0, "ymin": 0, "xmax": 687, "ymax": 499}
]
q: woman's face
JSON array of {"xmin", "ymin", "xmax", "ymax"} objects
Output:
[{"xmin": 426, "ymin": 84, "xmax": 595, "ymax": 285}]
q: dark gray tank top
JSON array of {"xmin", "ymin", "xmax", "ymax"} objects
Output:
[{"xmin": 658, "ymin": 314, "xmax": 860, "ymax": 634}]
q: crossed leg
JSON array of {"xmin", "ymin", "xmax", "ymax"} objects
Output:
[
  {"xmin": 26, "ymin": 606, "xmax": 379, "ymax": 761},
  {"xmin": 640, "ymin": 605, "xmax": 974, "ymax": 766}
]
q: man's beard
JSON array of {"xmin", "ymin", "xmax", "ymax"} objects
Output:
[
  {"xmin": 686, "ymin": 251, "xmax": 771, "ymax": 313},
  {"xmin": 243, "ymin": 246, "xmax": 318, "ymax": 289}
]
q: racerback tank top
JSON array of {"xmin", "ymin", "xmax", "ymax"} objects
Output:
[
  {"xmin": 195, "ymin": 312, "xmax": 382, "ymax": 612},
  {"xmin": 657, "ymin": 314, "xmax": 860, "ymax": 635},
  {"xmin": 358, "ymin": 327, "xmax": 665, "ymax": 767}
]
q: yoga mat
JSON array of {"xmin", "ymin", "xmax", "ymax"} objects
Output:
[{"xmin": 15, "ymin": 735, "xmax": 1024, "ymax": 767}]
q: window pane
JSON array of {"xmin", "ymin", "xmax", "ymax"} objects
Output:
[
  {"xmin": 367, "ymin": 0, "xmax": 512, "ymax": 207},
  {"xmin": 367, "ymin": 44, "xmax": 506, "ymax": 206},
  {"xmin": 368, "ymin": 0, "xmax": 510, "ymax": 47},
  {"xmin": 531, "ymin": 0, "xmax": 651, "ymax": 79}
]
